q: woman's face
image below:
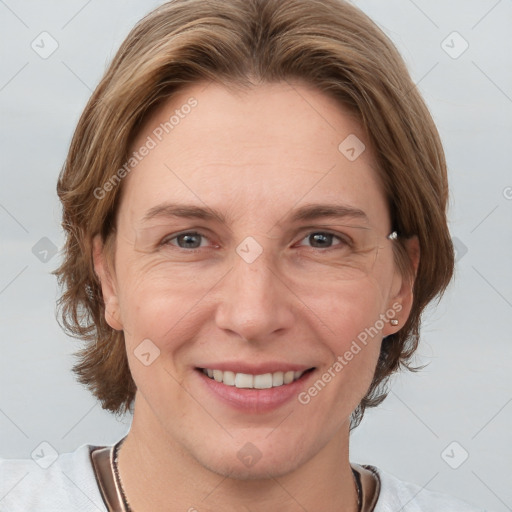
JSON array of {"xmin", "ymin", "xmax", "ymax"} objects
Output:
[{"xmin": 95, "ymin": 81, "xmax": 415, "ymax": 478}]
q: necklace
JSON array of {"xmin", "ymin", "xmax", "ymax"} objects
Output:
[
  {"xmin": 111, "ymin": 438, "xmax": 362, "ymax": 512},
  {"xmin": 112, "ymin": 437, "xmax": 133, "ymax": 512},
  {"xmin": 352, "ymin": 466, "xmax": 363, "ymax": 512}
]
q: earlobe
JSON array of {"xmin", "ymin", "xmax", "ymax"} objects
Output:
[
  {"xmin": 382, "ymin": 235, "xmax": 420, "ymax": 337},
  {"xmin": 92, "ymin": 235, "xmax": 123, "ymax": 331}
]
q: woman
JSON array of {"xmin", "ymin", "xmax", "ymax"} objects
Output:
[{"xmin": 0, "ymin": 0, "xmax": 491, "ymax": 510}]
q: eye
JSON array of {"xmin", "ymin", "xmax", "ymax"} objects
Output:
[
  {"xmin": 297, "ymin": 232, "xmax": 345, "ymax": 249},
  {"xmin": 163, "ymin": 232, "xmax": 209, "ymax": 249}
]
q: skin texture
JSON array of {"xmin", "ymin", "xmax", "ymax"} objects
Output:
[{"xmin": 93, "ymin": 81, "xmax": 419, "ymax": 512}]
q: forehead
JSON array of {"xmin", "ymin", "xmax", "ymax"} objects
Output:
[{"xmin": 119, "ymin": 81, "xmax": 389, "ymax": 229}]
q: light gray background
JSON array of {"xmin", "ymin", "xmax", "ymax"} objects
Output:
[{"xmin": 0, "ymin": 0, "xmax": 511, "ymax": 510}]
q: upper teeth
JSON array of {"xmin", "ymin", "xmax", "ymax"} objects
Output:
[{"xmin": 202, "ymin": 369, "xmax": 306, "ymax": 389}]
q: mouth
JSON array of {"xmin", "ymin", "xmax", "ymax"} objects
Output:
[
  {"xmin": 194, "ymin": 362, "xmax": 318, "ymax": 413},
  {"xmin": 198, "ymin": 367, "xmax": 316, "ymax": 389}
]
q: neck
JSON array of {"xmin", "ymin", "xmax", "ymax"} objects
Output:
[{"xmin": 117, "ymin": 397, "xmax": 359, "ymax": 512}]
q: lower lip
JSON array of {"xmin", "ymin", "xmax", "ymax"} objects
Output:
[{"xmin": 196, "ymin": 368, "xmax": 316, "ymax": 413}]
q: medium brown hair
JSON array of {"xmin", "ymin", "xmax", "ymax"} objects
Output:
[{"xmin": 55, "ymin": 0, "xmax": 454, "ymax": 427}]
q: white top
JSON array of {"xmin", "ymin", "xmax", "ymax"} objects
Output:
[{"xmin": 0, "ymin": 444, "xmax": 489, "ymax": 511}]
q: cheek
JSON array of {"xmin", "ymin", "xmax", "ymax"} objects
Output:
[
  {"xmin": 301, "ymin": 280, "xmax": 387, "ymax": 384},
  {"xmin": 116, "ymin": 251, "xmax": 392, "ymax": 343},
  {"xmin": 113, "ymin": 257, "xmax": 220, "ymax": 363},
  {"xmin": 294, "ymin": 285, "xmax": 385, "ymax": 420},
  {"xmin": 297, "ymin": 276, "xmax": 388, "ymax": 338},
  {"xmin": 116, "ymin": 254, "xmax": 214, "ymax": 314}
]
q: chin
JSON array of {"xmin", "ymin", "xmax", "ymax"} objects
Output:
[
  {"xmin": 180, "ymin": 431, "xmax": 306, "ymax": 479},
  {"xmin": 199, "ymin": 451, "xmax": 302, "ymax": 481}
]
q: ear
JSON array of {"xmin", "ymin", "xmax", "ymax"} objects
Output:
[
  {"xmin": 382, "ymin": 235, "xmax": 420, "ymax": 337},
  {"xmin": 92, "ymin": 234, "xmax": 123, "ymax": 331}
]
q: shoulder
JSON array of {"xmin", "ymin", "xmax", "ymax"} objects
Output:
[
  {"xmin": 0, "ymin": 444, "xmax": 107, "ymax": 512},
  {"xmin": 367, "ymin": 465, "xmax": 490, "ymax": 512}
]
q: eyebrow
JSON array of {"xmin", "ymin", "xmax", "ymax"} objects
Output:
[
  {"xmin": 286, "ymin": 203, "xmax": 368, "ymax": 223},
  {"xmin": 142, "ymin": 204, "xmax": 226, "ymax": 224},
  {"xmin": 141, "ymin": 202, "xmax": 368, "ymax": 225}
]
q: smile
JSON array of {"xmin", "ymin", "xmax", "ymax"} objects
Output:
[{"xmin": 200, "ymin": 368, "xmax": 314, "ymax": 389}]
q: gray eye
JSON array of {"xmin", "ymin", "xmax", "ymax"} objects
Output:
[
  {"xmin": 175, "ymin": 233, "xmax": 203, "ymax": 249},
  {"xmin": 305, "ymin": 232, "xmax": 337, "ymax": 248}
]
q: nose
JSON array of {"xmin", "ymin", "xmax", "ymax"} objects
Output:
[{"xmin": 214, "ymin": 250, "xmax": 295, "ymax": 343}]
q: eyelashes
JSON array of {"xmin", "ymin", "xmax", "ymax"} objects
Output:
[
  {"xmin": 162, "ymin": 232, "xmax": 210, "ymax": 250},
  {"xmin": 160, "ymin": 230, "xmax": 352, "ymax": 252}
]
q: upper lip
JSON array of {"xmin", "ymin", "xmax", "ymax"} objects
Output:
[{"xmin": 196, "ymin": 362, "xmax": 315, "ymax": 375}]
